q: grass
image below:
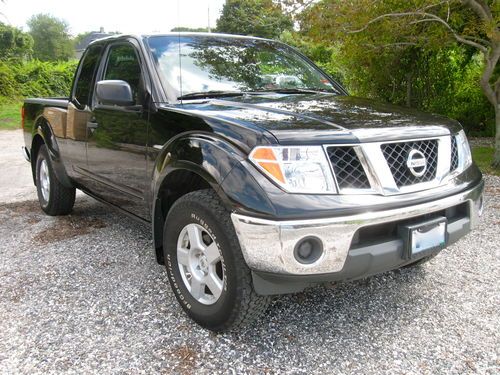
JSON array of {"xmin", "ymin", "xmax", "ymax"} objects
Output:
[
  {"xmin": 472, "ymin": 146, "xmax": 500, "ymax": 176},
  {"xmin": 0, "ymin": 102, "xmax": 22, "ymax": 130}
]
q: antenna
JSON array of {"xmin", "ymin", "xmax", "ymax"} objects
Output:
[
  {"xmin": 177, "ymin": 0, "xmax": 183, "ymax": 103},
  {"xmin": 208, "ymin": 1, "xmax": 211, "ymax": 33}
]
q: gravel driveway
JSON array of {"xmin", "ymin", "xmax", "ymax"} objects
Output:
[{"xmin": 0, "ymin": 130, "xmax": 499, "ymax": 374}]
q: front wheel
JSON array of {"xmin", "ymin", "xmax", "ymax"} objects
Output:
[
  {"xmin": 35, "ymin": 145, "xmax": 75, "ymax": 216},
  {"xmin": 163, "ymin": 189, "xmax": 270, "ymax": 332}
]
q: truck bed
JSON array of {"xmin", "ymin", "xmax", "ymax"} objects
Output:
[
  {"xmin": 23, "ymin": 98, "xmax": 89, "ymax": 141},
  {"xmin": 24, "ymin": 97, "xmax": 69, "ymax": 109}
]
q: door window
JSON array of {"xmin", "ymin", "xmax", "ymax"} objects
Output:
[
  {"xmin": 74, "ymin": 45, "xmax": 102, "ymax": 107},
  {"xmin": 103, "ymin": 44, "xmax": 142, "ymax": 103}
]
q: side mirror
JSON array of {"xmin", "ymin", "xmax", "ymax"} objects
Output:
[{"xmin": 96, "ymin": 80, "xmax": 134, "ymax": 106}]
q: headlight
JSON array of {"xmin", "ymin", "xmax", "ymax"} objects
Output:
[
  {"xmin": 249, "ymin": 146, "xmax": 337, "ymax": 193},
  {"xmin": 456, "ymin": 130, "xmax": 472, "ymax": 170}
]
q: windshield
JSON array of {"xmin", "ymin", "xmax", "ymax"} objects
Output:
[{"xmin": 146, "ymin": 35, "xmax": 340, "ymax": 100}]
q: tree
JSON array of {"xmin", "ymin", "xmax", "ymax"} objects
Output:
[
  {"xmin": 171, "ymin": 27, "xmax": 209, "ymax": 32},
  {"xmin": 216, "ymin": 0, "xmax": 293, "ymax": 39},
  {"xmin": 27, "ymin": 13, "xmax": 73, "ymax": 61},
  {"xmin": 301, "ymin": 0, "xmax": 500, "ymax": 167},
  {"xmin": 0, "ymin": 22, "xmax": 33, "ymax": 60}
]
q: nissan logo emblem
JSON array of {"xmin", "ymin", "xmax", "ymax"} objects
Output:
[{"xmin": 407, "ymin": 149, "xmax": 427, "ymax": 177}]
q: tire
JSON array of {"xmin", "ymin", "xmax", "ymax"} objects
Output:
[
  {"xmin": 163, "ymin": 189, "xmax": 271, "ymax": 332},
  {"xmin": 35, "ymin": 144, "xmax": 76, "ymax": 216}
]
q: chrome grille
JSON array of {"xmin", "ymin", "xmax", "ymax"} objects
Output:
[
  {"xmin": 450, "ymin": 135, "xmax": 459, "ymax": 171},
  {"xmin": 381, "ymin": 140, "xmax": 438, "ymax": 187},
  {"xmin": 326, "ymin": 146, "xmax": 371, "ymax": 189}
]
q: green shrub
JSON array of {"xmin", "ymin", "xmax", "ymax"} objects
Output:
[
  {"xmin": 412, "ymin": 49, "xmax": 494, "ymax": 136},
  {"xmin": 13, "ymin": 59, "xmax": 78, "ymax": 98},
  {"xmin": 0, "ymin": 59, "xmax": 78, "ymax": 101},
  {"xmin": 0, "ymin": 61, "xmax": 18, "ymax": 97}
]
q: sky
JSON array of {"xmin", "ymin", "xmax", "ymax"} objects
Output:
[{"xmin": 1, "ymin": 0, "xmax": 226, "ymax": 36}]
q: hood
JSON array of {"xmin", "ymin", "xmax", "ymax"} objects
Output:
[{"xmin": 179, "ymin": 94, "xmax": 461, "ymax": 144}]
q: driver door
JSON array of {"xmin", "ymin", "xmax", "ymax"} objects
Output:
[{"xmin": 86, "ymin": 41, "xmax": 150, "ymax": 219}]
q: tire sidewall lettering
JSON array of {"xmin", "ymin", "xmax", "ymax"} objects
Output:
[
  {"xmin": 167, "ymin": 211, "xmax": 228, "ymax": 310},
  {"xmin": 190, "ymin": 212, "xmax": 228, "ymax": 292},
  {"xmin": 166, "ymin": 253, "xmax": 192, "ymax": 310}
]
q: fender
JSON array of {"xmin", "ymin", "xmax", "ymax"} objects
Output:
[
  {"xmin": 150, "ymin": 131, "xmax": 275, "ymax": 264},
  {"xmin": 32, "ymin": 116, "xmax": 74, "ymax": 188}
]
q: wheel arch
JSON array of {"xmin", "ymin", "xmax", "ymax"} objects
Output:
[
  {"xmin": 151, "ymin": 134, "xmax": 244, "ymax": 264},
  {"xmin": 30, "ymin": 116, "xmax": 73, "ymax": 188},
  {"xmin": 152, "ymin": 167, "xmax": 237, "ymax": 265}
]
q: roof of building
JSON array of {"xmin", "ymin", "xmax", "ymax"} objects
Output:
[{"xmin": 75, "ymin": 32, "xmax": 112, "ymax": 51}]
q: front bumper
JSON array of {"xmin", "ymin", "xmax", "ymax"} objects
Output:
[{"xmin": 231, "ymin": 179, "xmax": 484, "ymax": 282}]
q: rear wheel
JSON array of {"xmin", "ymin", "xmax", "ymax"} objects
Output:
[
  {"xmin": 35, "ymin": 145, "xmax": 75, "ymax": 216},
  {"xmin": 163, "ymin": 189, "xmax": 270, "ymax": 332}
]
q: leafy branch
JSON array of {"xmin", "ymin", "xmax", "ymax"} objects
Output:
[{"xmin": 347, "ymin": 1, "xmax": 498, "ymax": 104}]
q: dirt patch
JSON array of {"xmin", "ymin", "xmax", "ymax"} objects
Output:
[
  {"xmin": 32, "ymin": 215, "xmax": 107, "ymax": 245},
  {"xmin": 98, "ymin": 258, "xmax": 117, "ymax": 268},
  {"xmin": 0, "ymin": 200, "xmax": 39, "ymax": 217},
  {"xmin": 0, "ymin": 200, "xmax": 108, "ymax": 244},
  {"xmin": 485, "ymin": 186, "xmax": 500, "ymax": 195},
  {"xmin": 163, "ymin": 344, "xmax": 199, "ymax": 374},
  {"xmin": 27, "ymin": 217, "xmax": 41, "ymax": 225},
  {"xmin": 1, "ymin": 274, "xmax": 40, "ymax": 303}
]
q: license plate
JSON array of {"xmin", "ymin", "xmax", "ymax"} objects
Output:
[{"xmin": 399, "ymin": 217, "xmax": 447, "ymax": 259}]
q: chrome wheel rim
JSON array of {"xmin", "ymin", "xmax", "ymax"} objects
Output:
[
  {"xmin": 177, "ymin": 223, "xmax": 224, "ymax": 305},
  {"xmin": 39, "ymin": 159, "xmax": 50, "ymax": 202}
]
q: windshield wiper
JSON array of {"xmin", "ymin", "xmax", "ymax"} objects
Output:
[
  {"xmin": 177, "ymin": 88, "xmax": 337, "ymax": 100},
  {"xmin": 177, "ymin": 90, "xmax": 245, "ymax": 100},
  {"xmin": 250, "ymin": 88, "xmax": 337, "ymax": 95}
]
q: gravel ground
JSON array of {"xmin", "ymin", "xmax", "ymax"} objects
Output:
[{"xmin": 0, "ymin": 130, "xmax": 499, "ymax": 374}]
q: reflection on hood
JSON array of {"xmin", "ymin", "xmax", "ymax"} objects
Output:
[{"xmin": 181, "ymin": 93, "xmax": 460, "ymax": 133}]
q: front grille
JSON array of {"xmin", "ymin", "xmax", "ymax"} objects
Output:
[
  {"xmin": 381, "ymin": 140, "xmax": 438, "ymax": 187},
  {"xmin": 450, "ymin": 135, "xmax": 459, "ymax": 171},
  {"xmin": 326, "ymin": 146, "xmax": 371, "ymax": 190}
]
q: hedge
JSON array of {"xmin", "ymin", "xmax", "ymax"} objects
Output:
[{"xmin": 0, "ymin": 59, "xmax": 78, "ymax": 102}]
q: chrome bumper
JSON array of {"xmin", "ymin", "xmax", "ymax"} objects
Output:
[{"xmin": 231, "ymin": 180, "xmax": 484, "ymax": 276}]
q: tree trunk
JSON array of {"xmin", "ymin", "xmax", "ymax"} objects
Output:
[
  {"xmin": 494, "ymin": 105, "xmax": 500, "ymax": 168},
  {"xmin": 406, "ymin": 73, "xmax": 412, "ymax": 107}
]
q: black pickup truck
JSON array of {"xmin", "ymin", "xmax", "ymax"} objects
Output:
[{"xmin": 22, "ymin": 33, "xmax": 484, "ymax": 331}]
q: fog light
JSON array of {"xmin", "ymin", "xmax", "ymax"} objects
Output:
[
  {"xmin": 294, "ymin": 236, "xmax": 323, "ymax": 264},
  {"xmin": 298, "ymin": 241, "xmax": 313, "ymax": 258}
]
